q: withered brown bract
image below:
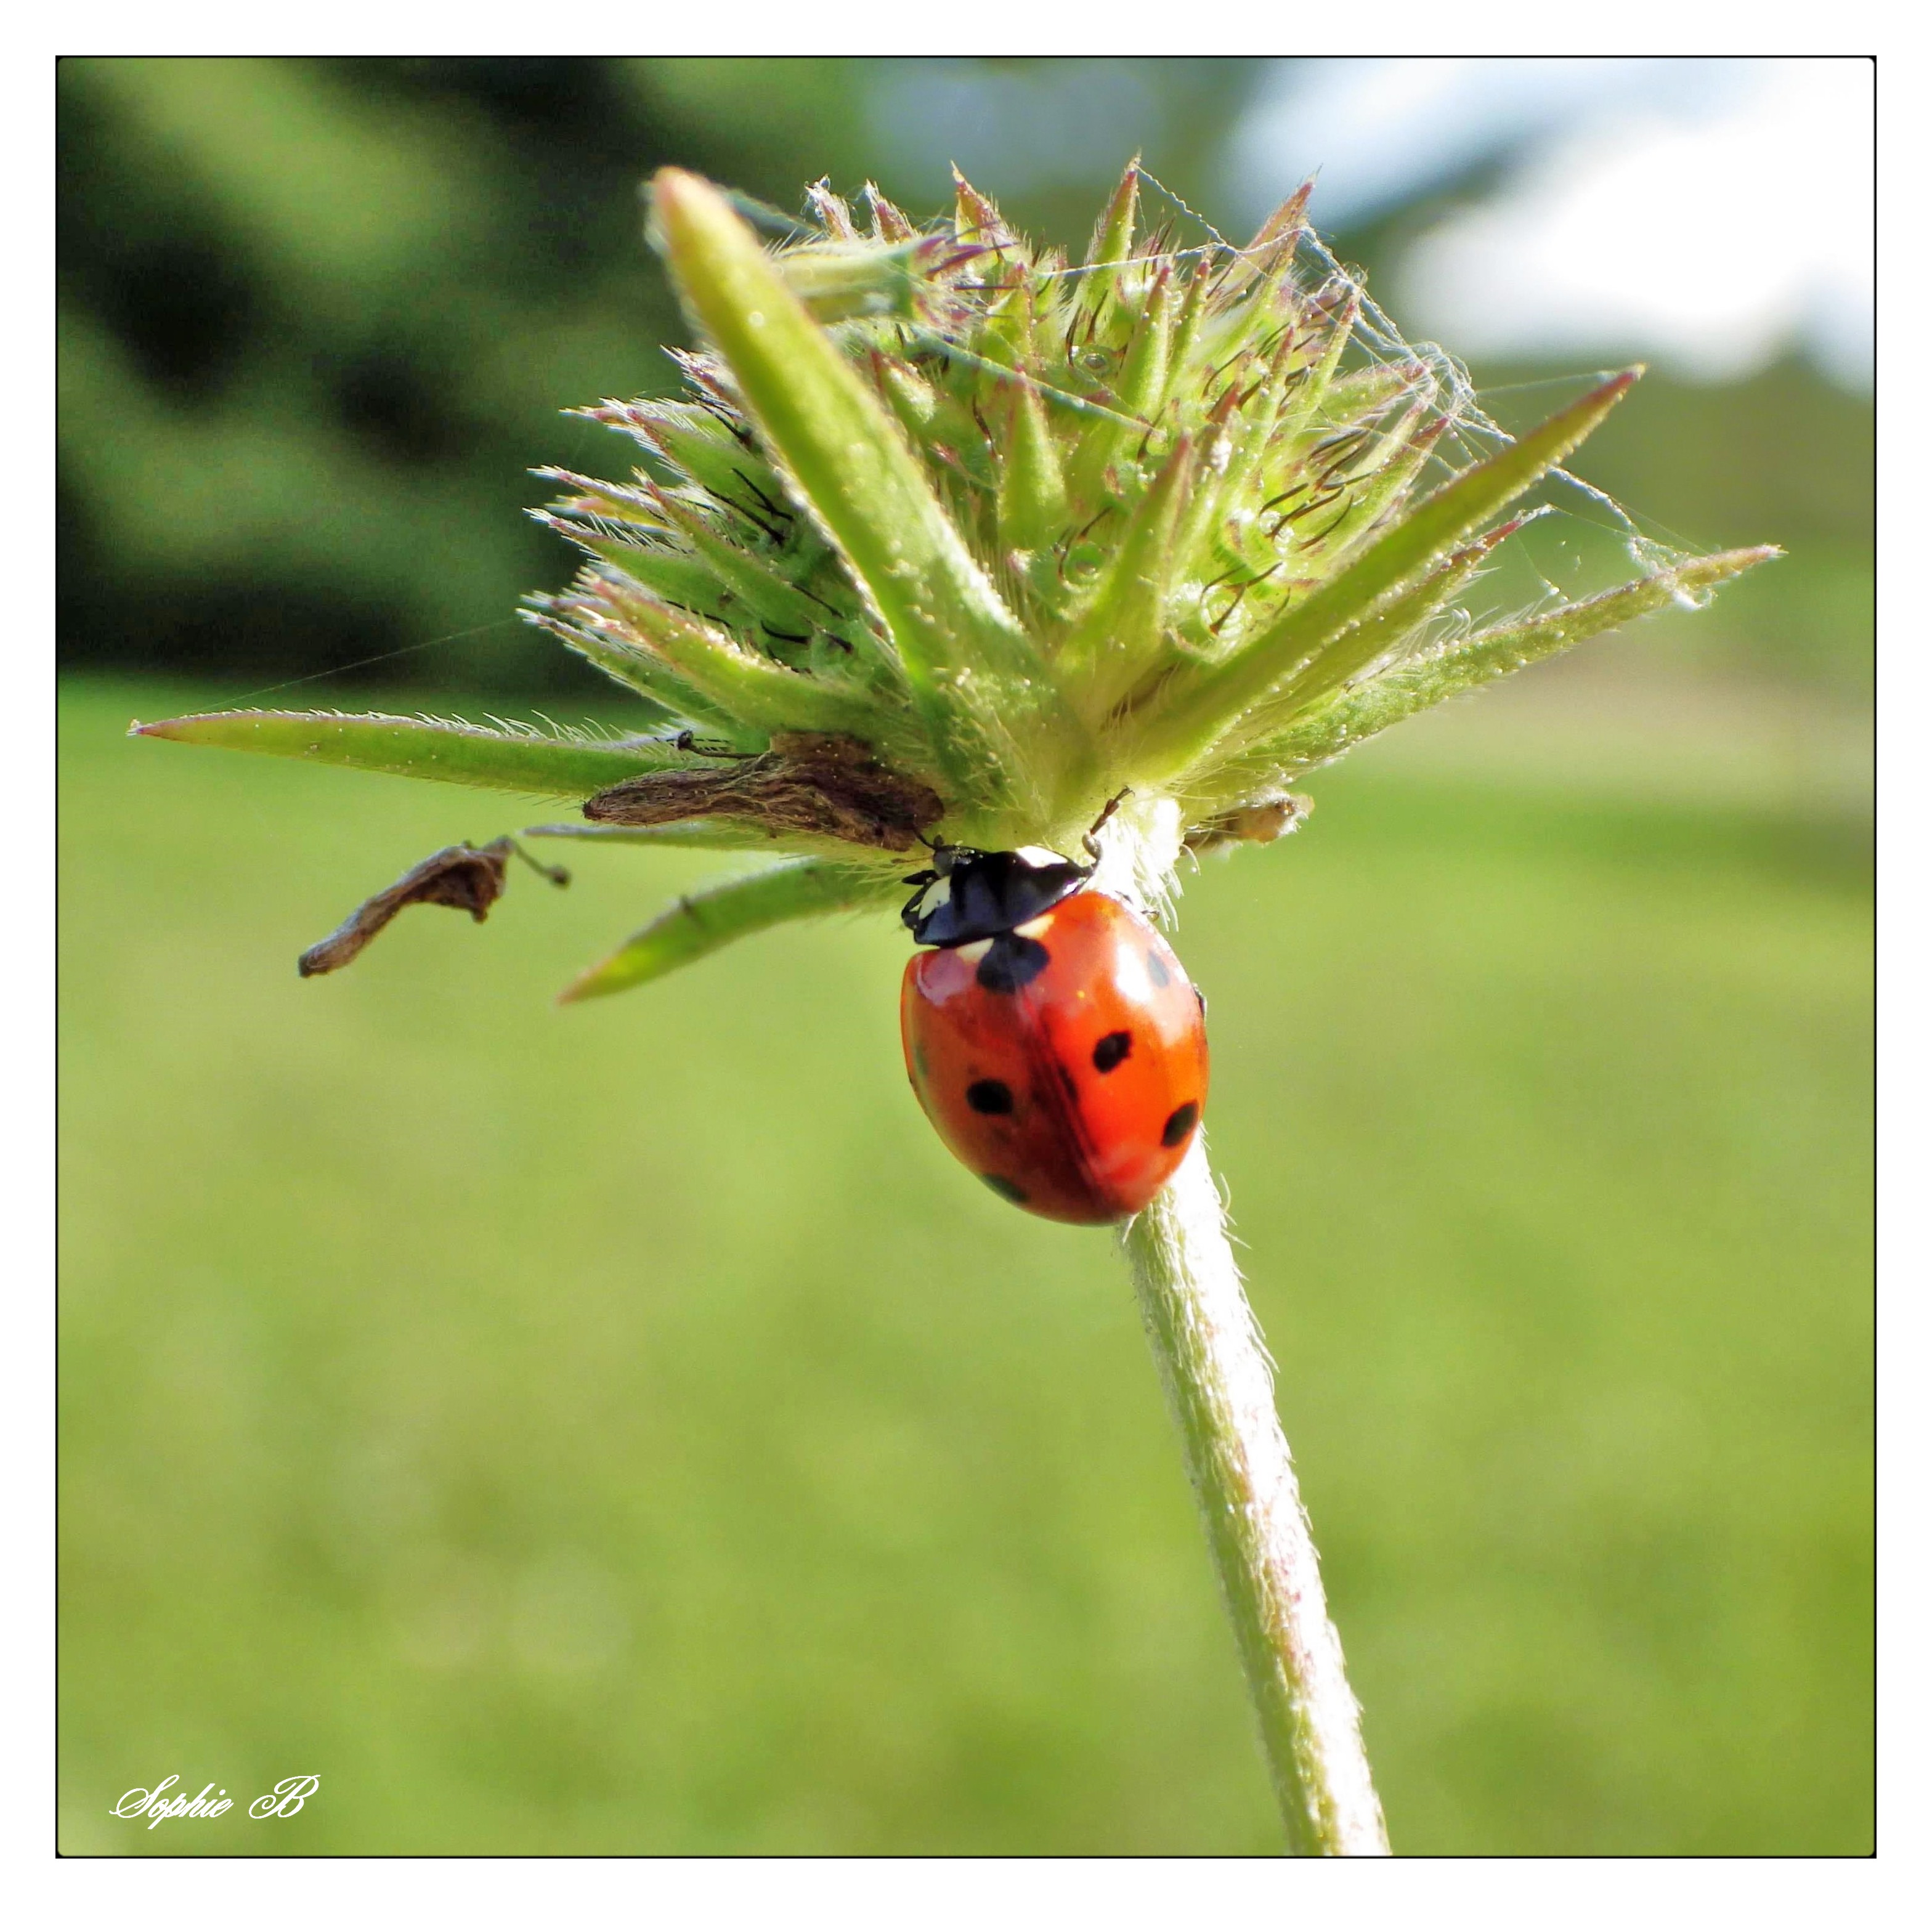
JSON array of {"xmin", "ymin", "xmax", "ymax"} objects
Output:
[
  {"xmin": 583, "ymin": 732, "xmax": 943, "ymax": 852},
  {"xmin": 298, "ymin": 838, "xmax": 567, "ymax": 978},
  {"xmin": 1182, "ymin": 793, "xmax": 1313, "ymax": 854}
]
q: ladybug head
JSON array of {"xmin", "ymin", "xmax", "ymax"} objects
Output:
[{"xmin": 901, "ymin": 843, "xmax": 1093, "ymax": 947}]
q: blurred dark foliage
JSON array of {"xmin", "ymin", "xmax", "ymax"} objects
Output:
[
  {"xmin": 58, "ymin": 58, "xmax": 923, "ymax": 695},
  {"xmin": 57, "ymin": 57, "xmax": 1871, "ymax": 703}
]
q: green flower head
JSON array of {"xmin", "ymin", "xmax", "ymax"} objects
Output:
[{"xmin": 139, "ymin": 162, "xmax": 1774, "ymax": 999}]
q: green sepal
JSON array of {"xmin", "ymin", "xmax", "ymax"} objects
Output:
[
  {"xmin": 1206, "ymin": 514, "xmax": 1531, "ymax": 760},
  {"xmin": 1058, "ymin": 436, "xmax": 1195, "ymax": 710},
  {"xmin": 1188, "ymin": 327, "xmax": 1316, "ymax": 574},
  {"xmin": 529, "ymin": 642, "xmax": 685, "ymax": 733},
  {"xmin": 567, "ymin": 535, "xmax": 736, "ymax": 622},
  {"xmin": 1374, "ymin": 543, "xmax": 1783, "ymax": 713},
  {"xmin": 1085, "ymin": 160, "xmax": 1139, "ymax": 274},
  {"xmin": 975, "ymin": 283, "xmax": 1037, "ymax": 390},
  {"xmin": 873, "ymin": 354, "xmax": 939, "ymax": 436},
  {"xmin": 1076, "ymin": 159, "xmax": 1140, "ymax": 329},
  {"xmin": 1114, "ymin": 264, "xmax": 1174, "ymax": 417},
  {"xmin": 1283, "ymin": 408, "xmax": 1443, "ymax": 581},
  {"xmin": 591, "ymin": 582, "xmax": 925, "ymax": 758},
  {"xmin": 1191, "ymin": 218, "xmax": 1303, "ymax": 374},
  {"xmin": 951, "ymin": 168, "xmax": 1014, "ymax": 251},
  {"xmin": 524, "ymin": 606, "xmax": 763, "ymax": 746},
  {"xmin": 1254, "ymin": 289, "xmax": 1363, "ymax": 487},
  {"xmin": 1129, "ymin": 370, "xmax": 1641, "ymax": 775},
  {"xmin": 643, "ymin": 483, "xmax": 859, "ymax": 642},
  {"xmin": 998, "ymin": 376, "xmax": 1070, "ymax": 553},
  {"xmin": 1069, "ymin": 262, "xmax": 1171, "ymax": 505},
  {"xmin": 1319, "ymin": 363, "xmax": 1427, "ymax": 433},
  {"xmin": 777, "ymin": 237, "xmax": 932, "ymax": 325},
  {"xmin": 1161, "ymin": 263, "xmax": 1211, "ymax": 410},
  {"xmin": 130, "ymin": 709, "xmax": 681, "ymax": 797},
  {"xmin": 1189, "ymin": 545, "xmax": 1779, "ymax": 809},
  {"xmin": 1213, "ymin": 185, "xmax": 1311, "ymax": 309},
  {"xmin": 605, "ymin": 403, "xmax": 784, "ymax": 527},
  {"xmin": 650, "ymin": 168, "xmax": 1090, "ymax": 811},
  {"xmin": 558, "ymin": 856, "xmax": 904, "ymax": 1002},
  {"xmin": 530, "ymin": 468, "xmax": 666, "ymax": 528},
  {"xmin": 1289, "ymin": 285, "xmax": 1361, "ymax": 413},
  {"xmin": 1169, "ymin": 383, "xmax": 1248, "ymax": 586}
]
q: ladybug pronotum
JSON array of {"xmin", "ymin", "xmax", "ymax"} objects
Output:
[{"xmin": 899, "ymin": 842, "xmax": 1209, "ymax": 1225}]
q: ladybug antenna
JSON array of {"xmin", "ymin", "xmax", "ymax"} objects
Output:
[
  {"xmin": 1082, "ymin": 788, "xmax": 1132, "ymax": 863},
  {"xmin": 913, "ymin": 826, "xmax": 960, "ymax": 870},
  {"xmin": 672, "ymin": 729, "xmax": 755, "ymax": 761}
]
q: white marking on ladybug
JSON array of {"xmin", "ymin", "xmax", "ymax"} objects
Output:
[
  {"xmin": 956, "ymin": 938, "xmax": 992, "ymax": 964},
  {"xmin": 1013, "ymin": 846, "xmax": 1061, "ymax": 868},
  {"xmin": 1016, "ymin": 913, "xmax": 1055, "ymax": 938},
  {"xmin": 915, "ymin": 875, "xmax": 951, "ymax": 920}
]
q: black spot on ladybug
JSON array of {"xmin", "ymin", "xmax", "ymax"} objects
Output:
[
  {"xmin": 1147, "ymin": 949, "xmax": 1172, "ymax": 989},
  {"xmin": 976, "ymin": 933, "xmax": 1051, "ymax": 993},
  {"xmin": 966, "ymin": 1078, "xmax": 1014, "ymax": 1116},
  {"xmin": 982, "ymin": 1173, "xmax": 1028, "ymax": 1206},
  {"xmin": 1161, "ymin": 1101, "xmax": 1199, "ymax": 1148},
  {"xmin": 1092, "ymin": 1031, "xmax": 1132, "ymax": 1073}
]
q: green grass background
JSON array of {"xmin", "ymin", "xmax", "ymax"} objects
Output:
[{"xmin": 59, "ymin": 673, "xmax": 1871, "ymax": 1854}]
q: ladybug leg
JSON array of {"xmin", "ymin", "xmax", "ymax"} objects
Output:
[
  {"xmin": 673, "ymin": 730, "xmax": 756, "ymax": 761},
  {"xmin": 1082, "ymin": 787, "xmax": 1132, "ymax": 862}
]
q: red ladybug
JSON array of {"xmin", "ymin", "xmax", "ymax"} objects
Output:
[{"xmin": 899, "ymin": 843, "xmax": 1209, "ymax": 1225}]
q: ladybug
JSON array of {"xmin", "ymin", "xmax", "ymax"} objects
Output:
[{"xmin": 898, "ymin": 835, "xmax": 1209, "ymax": 1226}]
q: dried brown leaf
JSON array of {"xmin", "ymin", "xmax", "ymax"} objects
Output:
[
  {"xmin": 582, "ymin": 732, "xmax": 943, "ymax": 852},
  {"xmin": 298, "ymin": 838, "xmax": 567, "ymax": 978},
  {"xmin": 1182, "ymin": 793, "xmax": 1313, "ymax": 854}
]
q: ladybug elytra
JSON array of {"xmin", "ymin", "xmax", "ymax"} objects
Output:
[{"xmin": 899, "ymin": 838, "xmax": 1209, "ymax": 1225}]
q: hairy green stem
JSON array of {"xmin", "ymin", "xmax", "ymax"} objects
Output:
[
  {"xmin": 1112, "ymin": 811, "xmax": 1387, "ymax": 1855},
  {"xmin": 1124, "ymin": 1150, "xmax": 1388, "ymax": 1854}
]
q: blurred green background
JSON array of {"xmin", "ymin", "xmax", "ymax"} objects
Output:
[{"xmin": 59, "ymin": 58, "xmax": 1872, "ymax": 1854}]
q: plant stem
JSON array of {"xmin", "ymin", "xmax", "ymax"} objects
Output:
[
  {"xmin": 1110, "ymin": 805, "xmax": 1387, "ymax": 1856},
  {"xmin": 1122, "ymin": 1148, "xmax": 1389, "ymax": 1854}
]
